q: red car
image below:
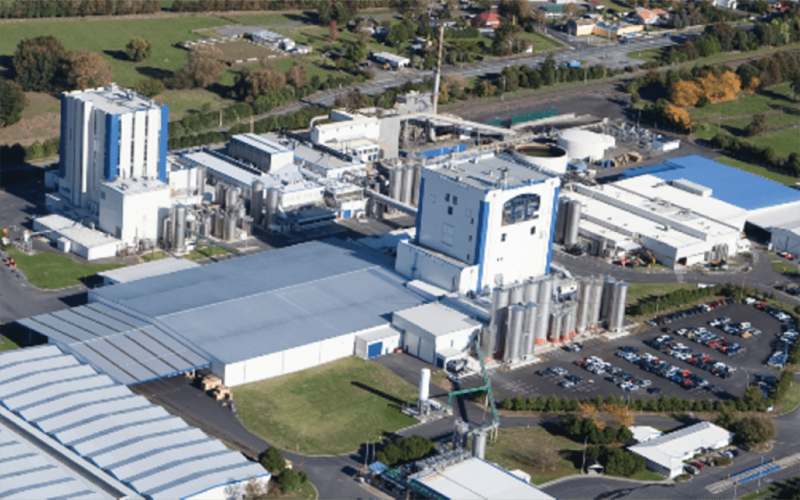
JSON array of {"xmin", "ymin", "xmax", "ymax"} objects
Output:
[{"xmin": 690, "ymin": 461, "xmax": 705, "ymax": 470}]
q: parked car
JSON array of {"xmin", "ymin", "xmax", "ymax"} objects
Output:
[
  {"xmin": 552, "ymin": 367, "xmax": 568, "ymax": 376},
  {"xmin": 561, "ymin": 380, "xmax": 575, "ymax": 388},
  {"xmin": 685, "ymin": 464, "xmax": 700, "ymax": 475}
]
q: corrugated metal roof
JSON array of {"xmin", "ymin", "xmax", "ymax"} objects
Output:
[
  {"xmin": 393, "ymin": 302, "xmax": 481, "ymax": 337},
  {"xmin": 92, "ymin": 240, "xmax": 427, "ymax": 365},
  {"xmin": 625, "ymin": 156, "xmax": 800, "ymax": 212},
  {"xmin": 18, "ymin": 303, "xmax": 209, "ymax": 386},
  {"xmin": 0, "ymin": 346, "xmax": 268, "ymax": 500},
  {"xmin": 97, "ymin": 257, "xmax": 199, "ymax": 284}
]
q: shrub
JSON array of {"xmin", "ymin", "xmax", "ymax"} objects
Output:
[
  {"xmin": 733, "ymin": 416, "xmax": 776, "ymax": 447},
  {"xmin": 259, "ymin": 447, "xmax": 286, "ymax": 475},
  {"xmin": 714, "ymin": 456, "xmax": 732, "ymax": 466},
  {"xmin": 276, "ymin": 468, "xmax": 308, "ymax": 494},
  {"xmin": 375, "ymin": 436, "xmax": 435, "ymax": 467}
]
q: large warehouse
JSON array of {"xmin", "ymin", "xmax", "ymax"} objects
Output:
[
  {"xmin": 29, "ymin": 239, "xmax": 427, "ymax": 387},
  {"xmin": 0, "ymin": 345, "xmax": 269, "ymax": 499}
]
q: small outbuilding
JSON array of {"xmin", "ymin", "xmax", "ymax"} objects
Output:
[{"xmin": 393, "ymin": 302, "xmax": 480, "ymax": 367}]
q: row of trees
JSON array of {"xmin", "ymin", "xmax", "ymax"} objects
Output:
[
  {"xmin": 561, "ymin": 416, "xmax": 635, "ymax": 445},
  {"xmin": 627, "ymin": 284, "xmax": 724, "ymax": 316},
  {"xmin": 0, "ymin": 0, "xmax": 161, "ymax": 18},
  {"xmin": 374, "ymin": 435, "xmax": 436, "ymax": 467},
  {"xmin": 587, "ymin": 446, "xmax": 647, "ymax": 477}
]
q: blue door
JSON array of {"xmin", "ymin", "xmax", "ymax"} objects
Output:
[{"xmin": 367, "ymin": 342, "xmax": 383, "ymax": 359}]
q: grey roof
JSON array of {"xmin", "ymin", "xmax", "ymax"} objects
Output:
[
  {"xmin": 393, "ymin": 302, "xmax": 481, "ymax": 337},
  {"xmin": 0, "ymin": 345, "xmax": 268, "ymax": 500},
  {"xmin": 18, "ymin": 302, "xmax": 209, "ymax": 385},
  {"xmin": 231, "ymin": 133, "xmax": 292, "ymax": 153},
  {"xmin": 66, "ymin": 84, "xmax": 163, "ymax": 115},
  {"xmin": 97, "ymin": 257, "xmax": 199, "ymax": 284},
  {"xmin": 179, "ymin": 150, "xmax": 273, "ymax": 186},
  {"xmin": 92, "ymin": 239, "xmax": 427, "ymax": 364},
  {"xmin": 426, "ymin": 152, "xmax": 554, "ymax": 191}
]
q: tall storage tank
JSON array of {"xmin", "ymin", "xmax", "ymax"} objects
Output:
[
  {"xmin": 487, "ymin": 287, "xmax": 510, "ymax": 357},
  {"xmin": 473, "ymin": 431, "xmax": 487, "ymax": 459},
  {"xmin": 590, "ymin": 278, "xmax": 603, "ymax": 330},
  {"xmin": 389, "ymin": 168, "xmax": 403, "ymax": 201},
  {"xmin": 609, "ymin": 281, "xmax": 628, "ymax": 332},
  {"xmin": 510, "ymin": 284, "xmax": 525, "ymax": 306},
  {"xmin": 224, "ymin": 216, "xmax": 237, "ymax": 241},
  {"xmin": 216, "ymin": 184, "xmax": 226, "ymax": 208},
  {"xmin": 565, "ymin": 303, "xmax": 577, "ymax": 340},
  {"xmin": 549, "ymin": 310, "xmax": 562, "ymax": 344},
  {"xmin": 265, "ymin": 188, "xmax": 280, "ymax": 228},
  {"xmin": 564, "ymin": 199, "xmax": 582, "ymax": 247},
  {"xmin": 554, "ymin": 198, "xmax": 569, "ymax": 245},
  {"xmin": 418, "ymin": 368, "xmax": 430, "ymax": 409},
  {"xmin": 251, "ymin": 181, "xmax": 264, "ymax": 226},
  {"xmin": 600, "ymin": 276, "xmax": 617, "ymax": 323},
  {"xmin": 213, "ymin": 210, "xmax": 225, "ymax": 238},
  {"xmin": 576, "ymin": 279, "xmax": 591, "ymax": 334},
  {"xmin": 411, "ymin": 164, "xmax": 421, "ymax": 206},
  {"xmin": 174, "ymin": 205, "xmax": 187, "ymax": 252},
  {"xmin": 535, "ymin": 278, "xmax": 553, "ymax": 346},
  {"xmin": 523, "ymin": 302, "xmax": 538, "ymax": 357},
  {"xmin": 504, "ymin": 305, "xmax": 525, "ymax": 364},
  {"xmin": 401, "ymin": 167, "xmax": 415, "ymax": 205},
  {"xmin": 524, "ymin": 278, "xmax": 539, "ymax": 304}
]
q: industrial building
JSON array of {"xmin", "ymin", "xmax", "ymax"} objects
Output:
[
  {"xmin": 629, "ymin": 422, "xmax": 733, "ymax": 478},
  {"xmin": 32, "ymin": 214, "xmax": 121, "ymax": 260},
  {"xmin": 620, "ymin": 156, "xmax": 800, "ymax": 232},
  {"xmin": 557, "ymin": 129, "xmax": 616, "ymax": 162},
  {"xmin": 559, "ymin": 175, "xmax": 749, "ymax": 268},
  {"xmin": 0, "ymin": 345, "xmax": 269, "ymax": 499},
  {"xmin": 396, "ymin": 151, "xmax": 561, "ymax": 294},
  {"xmin": 97, "ymin": 256, "xmax": 199, "ymax": 286},
  {"xmin": 393, "ymin": 302, "xmax": 481, "ymax": 367},
  {"xmin": 370, "ymin": 51, "xmax": 410, "ymax": 69},
  {"xmin": 228, "ymin": 133, "xmax": 294, "ymax": 173},
  {"xmin": 771, "ymin": 220, "xmax": 800, "ymax": 255}
]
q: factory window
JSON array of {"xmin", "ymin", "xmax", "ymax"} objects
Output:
[
  {"xmin": 453, "ymin": 196, "xmax": 458, "ymax": 205},
  {"xmin": 467, "ymin": 253, "xmax": 471, "ymax": 261},
  {"xmin": 447, "ymin": 206, "xmax": 453, "ymax": 215},
  {"xmin": 471, "ymin": 218, "xmax": 474, "ymax": 225},
  {"xmin": 445, "ymin": 193, "xmax": 450, "ymax": 202},
  {"xmin": 502, "ymin": 193, "xmax": 540, "ymax": 226},
  {"xmin": 530, "ymin": 226, "xmax": 536, "ymax": 235},
  {"xmin": 100, "ymin": 191, "xmax": 105, "ymax": 200},
  {"xmin": 468, "ymin": 235, "xmax": 472, "ymax": 242},
  {"xmin": 501, "ymin": 233, "xmax": 507, "ymax": 242}
]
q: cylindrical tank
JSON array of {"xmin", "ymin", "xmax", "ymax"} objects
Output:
[
  {"xmin": 419, "ymin": 368, "xmax": 430, "ymax": 408},
  {"xmin": 590, "ymin": 277, "xmax": 603, "ymax": 330},
  {"xmin": 411, "ymin": 164, "xmax": 421, "ymax": 207},
  {"xmin": 554, "ymin": 198, "xmax": 568, "ymax": 245},
  {"xmin": 389, "ymin": 168, "xmax": 403, "ymax": 201},
  {"xmin": 225, "ymin": 188, "xmax": 238, "ymax": 212},
  {"xmin": 174, "ymin": 205, "xmax": 187, "ymax": 252},
  {"xmin": 213, "ymin": 210, "xmax": 225, "ymax": 238},
  {"xmin": 487, "ymin": 287, "xmax": 510, "ymax": 357},
  {"xmin": 566, "ymin": 303, "xmax": 578, "ymax": 339},
  {"xmin": 504, "ymin": 305, "xmax": 525, "ymax": 363},
  {"xmin": 509, "ymin": 284, "xmax": 525, "ymax": 306},
  {"xmin": 535, "ymin": 279, "xmax": 552, "ymax": 346},
  {"xmin": 523, "ymin": 301, "xmax": 538, "ymax": 358},
  {"xmin": 216, "ymin": 184, "xmax": 226, "ymax": 208},
  {"xmin": 564, "ymin": 199, "xmax": 582, "ymax": 247},
  {"xmin": 241, "ymin": 216, "xmax": 253, "ymax": 234},
  {"xmin": 401, "ymin": 166, "xmax": 415, "ymax": 205},
  {"xmin": 199, "ymin": 217, "xmax": 210, "ymax": 238},
  {"xmin": 251, "ymin": 181, "xmax": 264, "ymax": 226},
  {"xmin": 549, "ymin": 310, "xmax": 562, "ymax": 344},
  {"xmin": 196, "ymin": 166, "xmax": 206, "ymax": 195},
  {"xmin": 524, "ymin": 278, "xmax": 539, "ymax": 304},
  {"xmin": 600, "ymin": 276, "xmax": 617, "ymax": 323},
  {"xmin": 223, "ymin": 216, "xmax": 237, "ymax": 241},
  {"xmin": 473, "ymin": 431, "xmax": 487, "ymax": 459},
  {"xmin": 265, "ymin": 188, "xmax": 280, "ymax": 228},
  {"xmin": 576, "ymin": 279, "xmax": 591, "ymax": 335},
  {"xmin": 609, "ymin": 281, "xmax": 628, "ymax": 332}
]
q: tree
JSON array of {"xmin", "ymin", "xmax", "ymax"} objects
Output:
[
  {"xmin": 663, "ymin": 103, "xmax": 692, "ymax": 132},
  {"xmin": 746, "ymin": 112, "xmax": 769, "ymax": 137},
  {"xmin": 259, "ymin": 447, "xmax": 286, "ymax": 475},
  {"xmin": 0, "ymin": 79, "xmax": 27, "ymax": 127},
  {"xmin": 563, "ymin": 2, "xmax": 578, "ymax": 19},
  {"xmin": 499, "ymin": 0, "xmax": 532, "ymax": 20},
  {"xmin": 387, "ymin": 23, "xmax": 408, "ymax": 48},
  {"xmin": 183, "ymin": 44, "xmax": 225, "ymax": 88},
  {"xmin": 329, "ymin": 20, "xmax": 338, "ymax": 42},
  {"xmin": 13, "ymin": 35, "xmax": 70, "ymax": 92},
  {"xmin": 242, "ymin": 476, "xmax": 268, "ymax": 499},
  {"xmin": 375, "ymin": 436, "xmax": 435, "ymax": 466},
  {"xmin": 286, "ymin": 62, "xmax": 307, "ymax": 89},
  {"xmin": 734, "ymin": 416, "xmax": 776, "ymax": 447},
  {"xmin": 125, "ymin": 37, "xmax": 151, "ymax": 62},
  {"xmin": 790, "ymin": 71, "xmax": 800, "ymax": 101},
  {"xmin": 534, "ymin": 9, "xmax": 547, "ymax": 32},
  {"xmin": 68, "ymin": 50, "xmax": 113, "ymax": 90},
  {"xmin": 700, "ymin": 70, "xmax": 741, "ymax": 102},
  {"xmin": 134, "ymin": 78, "xmax": 166, "ymax": 97},
  {"xmin": 669, "ymin": 80, "xmax": 704, "ymax": 107},
  {"xmin": 745, "ymin": 76, "xmax": 760, "ymax": 94},
  {"xmin": 276, "ymin": 469, "xmax": 308, "ymax": 494},
  {"xmin": 344, "ymin": 40, "xmax": 367, "ymax": 63}
]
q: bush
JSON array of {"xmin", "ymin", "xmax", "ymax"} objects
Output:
[
  {"xmin": 714, "ymin": 456, "xmax": 732, "ymax": 466},
  {"xmin": 134, "ymin": 78, "xmax": 166, "ymax": 97},
  {"xmin": 587, "ymin": 446, "xmax": 646, "ymax": 477},
  {"xmin": 259, "ymin": 447, "xmax": 286, "ymax": 474},
  {"xmin": 375, "ymin": 436, "xmax": 435, "ymax": 467},
  {"xmin": 276, "ymin": 468, "xmax": 308, "ymax": 494},
  {"xmin": 733, "ymin": 416, "xmax": 776, "ymax": 447}
]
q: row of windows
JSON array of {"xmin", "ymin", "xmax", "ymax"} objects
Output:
[{"xmin": 500, "ymin": 226, "xmax": 536, "ymax": 242}]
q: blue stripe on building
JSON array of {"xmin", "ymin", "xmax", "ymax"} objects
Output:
[
  {"xmin": 475, "ymin": 200, "xmax": 490, "ymax": 292},
  {"xmin": 414, "ymin": 177, "xmax": 426, "ymax": 244},
  {"xmin": 159, "ymin": 105, "xmax": 170, "ymax": 183},
  {"xmin": 545, "ymin": 186, "xmax": 560, "ymax": 275},
  {"xmin": 104, "ymin": 113, "xmax": 120, "ymax": 181},
  {"xmin": 58, "ymin": 96, "xmax": 67, "ymax": 178}
]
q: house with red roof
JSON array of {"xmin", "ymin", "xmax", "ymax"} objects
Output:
[{"xmin": 472, "ymin": 11, "xmax": 500, "ymax": 27}]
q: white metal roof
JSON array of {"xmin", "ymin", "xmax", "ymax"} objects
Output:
[
  {"xmin": 0, "ymin": 345, "xmax": 268, "ymax": 500},
  {"xmin": 97, "ymin": 257, "xmax": 199, "ymax": 284},
  {"xmin": 231, "ymin": 133, "xmax": 292, "ymax": 153},
  {"xmin": 629, "ymin": 421, "xmax": 732, "ymax": 470},
  {"xmin": 630, "ymin": 425, "xmax": 663, "ymax": 443},
  {"xmin": 415, "ymin": 457, "xmax": 555, "ymax": 500},
  {"xmin": 393, "ymin": 302, "xmax": 480, "ymax": 337},
  {"xmin": 102, "ymin": 177, "xmax": 170, "ymax": 196},
  {"xmin": 65, "ymin": 84, "xmax": 163, "ymax": 115},
  {"xmin": 425, "ymin": 151, "xmax": 554, "ymax": 191},
  {"xmin": 33, "ymin": 214, "xmax": 121, "ymax": 249}
]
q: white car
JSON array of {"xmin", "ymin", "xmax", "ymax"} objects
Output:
[
  {"xmin": 552, "ymin": 367, "xmax": 568, "ymax": 376},
  {"xmin": 744, "ymin": 297, "xmax": 757, "ymax": 305}
]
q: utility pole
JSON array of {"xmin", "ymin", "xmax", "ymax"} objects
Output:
[
  {"xmin": 432, "ymin": 24, "xmax": 445, "ymax": 115},
  {"xmin": 581, "ymin": 435, "xmax": 589, "ymax": 473}
]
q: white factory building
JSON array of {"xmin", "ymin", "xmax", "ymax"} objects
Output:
[
  {"xmin": 557, "ymin": 128, "xmax": 616, "ymax": 162},
  {"xmin": 393, "ymin": 302, "xmax": 481, "ymax": 367},
  {"xmin": 98, "ymin": 177, "xmax": 171, "ymax": 243},
  {"xmin": 629, "ymin": 422, "xmax": 733, "ymax": 478},
  {"xmin": 370, "ymin": 51, "xmax": 410, "ymax": 69},
  {"xmin": 562, "ymin": 174, "xmax": 749, "ymax": 268},
  {"xmin": 57, "ymin": 84, "xmax": 168, "ymax": 210},
  {"xmin": 310, "ymin": 110, "xmax": 381, "ymax": 163},
  {"xmin": 396, "ymin": 151, "xmax": 561, "ymax": 294},
  {"xmin": 228, "ymin": 133, "xmax": 294, "ymax": 173},
  {"xmin": 770, "ymin": 220, "xmax": 800, "ymax": 255}
]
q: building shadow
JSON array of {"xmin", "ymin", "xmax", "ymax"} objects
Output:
[
  {"xmin": 351, "ymin": 381, "xmax": 406, "ymax": 407},
  {"xmin": 1, "ymin": 322, "xmax": 47, "ymax": 348}
]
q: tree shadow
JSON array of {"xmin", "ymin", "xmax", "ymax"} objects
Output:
[
  {"xmin": 286, "ymin": 11, "xmax": 316, "ymax": 25},
  {"xmin": 207, "ymin": 81, "xmax": 235, "ymax": 100},
  {"xmin": 721, "ymin": 123, "xmax": 746, "ymax": 137},
  {"xmin": 135, "ymin": 67, "xmax": 173, "ymax": 80},
  {"xmin": 768, "ymin": 103, "xmax": 800, "ymax": 116},
  {"xmin": 0, "ymin": 55, "xmax": 15, "ymax": 79},
  {"xmin": 759, "ymin": 88, "xmax": 794, "ymax": 104},
  {"xmin": 103, "ymin": 49, "xmax": 130, "ymax": 62}
]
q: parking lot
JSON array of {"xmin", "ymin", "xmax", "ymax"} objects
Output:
[{"xmin": 473, "ymin": 302, "xmax": 792, "ymax": 403}]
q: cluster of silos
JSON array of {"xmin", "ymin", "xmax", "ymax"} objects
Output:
[
  {"xmin": 250, "ymin": 180, "xmax": 280, "ymax": 230},
  {"xmin": 388, "ymin": 165, "xmax": 419, "ymax": 207},
  {"xmin": 163, "ymin": 204, "xmax": 188, "ymax": 253},
  {"xmin": 553, "ymin": 197, "xmax": 582, "ymax": 247},
  {"xmin": 484, "ymin": 279, "xmax": 544, "ymax": 365}
]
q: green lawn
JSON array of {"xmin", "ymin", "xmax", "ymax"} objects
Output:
[
  {"xmin": 0, "ymin": 331, "xmax": 21, "ymax": 352},
  {"xmin": 774, "ymin": 375, "xmax": 800, "ymax": 414},
  {"xmin": 690, "ymin": 83, "xmax": 794, "ymax": 122},
  {"xmin": 232, "ymin": 356, "xmax": 419, "ymax": 455},
  {"xmin": 628, "ymin": 42, "xmax": 800, "ymax": 66},
  {"xmin": 267, "ymin": 480, "xmax": 316, "ymax": 500},
  {"xmin": 185, "ymin": 243, "xmax": 230, "ymax": 261},
  {"xmin": 141, "ymin": 251, "xmax": 169, "ymax": 262},
  {"xmin": 4, "ymin": 246, "xmax": 124, "ymax": 290},
  {"xmin": 716, "ymin": 157, "xmax": 799, "ymax": 187},
  {"xmin": 772, "ymin": 260, "xmax": 799, "ymax": 278},
  {"xmin": 626, "ymin": 283, "xmax": 696, "ymax": 305},
  {"xmin": 484, "ymin": 426, "xmax": 584, "ymax": 485},
  {"xmin": 0, "ymin": 16, "xmax": 229, "ymax": 88},
  {"xmin": 745, "ymin": 127, "xmax": 800, "ymax": 159}
]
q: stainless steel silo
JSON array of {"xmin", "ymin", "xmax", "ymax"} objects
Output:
[
  {"xmin": 174, "ymin": 205, "xmax": 187, "ymax": 252},
  {"xmin": 401, "ymin": 167, "xmax": 415, "ymax": 205},
  {"xmin": 609, "ymin": 281, "xmax": 628, "ymax": 332},
  {"xmin": 576, "ymin": 279, "xmax": 591, "ymax": 335},
  {"xmin": 504, "ymin": 305, "xmax": 525, "ymax": 364},
  {"xmin": 535, "ymin": 278, "xmax": 552, "ymax": 346},
  {"xmin": 510, "ymin": 284, "xmax": 525, "ymax": 306},
  {"xmin": 224, "ymin": 216, "xmax": 237, "ymax": 241},
  {"xmin": 523, "ymin": 301, "xmax": 538, "ymax": 358},
  {"xmin": 549, "ymin": 309, "xmax": 562, "ymax": 344},
  {"xmin": 389, "ymin": 168, "xmax": 403, "ymax": 201},
  {"xmin": 554, "ymin": 197, "xmax": 568, "ymax": 245},
  {"xmin": 600, "ymin": 276, "xmax": 617, "ymax": 323},
  {"xmin": 265, "ymin": 188, "xmax": 280, "ymax": 228},
  {"xmin": 524, "ymin": 278, "xmax": 539, "ymax": 304},
  {"xmin": 251, "ymin": 180, "xmax": 264, "ymax": 226},
  {"xmin": 564, "ymin": 199, "xmax": 582, "ymax": 247}
]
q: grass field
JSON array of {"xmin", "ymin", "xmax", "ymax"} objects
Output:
[
  {"xmin": 626, "ymin": 283, "xmax": 696, "ymax": 305},
  {"xmin": 774, "ymin": 375, "xmax": 800, "ymax": 414},
  {"xmin": 185, "ymin": 243, "xmax": 230, "ymax": 261},
  {"xmin": 4, "ymin": 246, "xmax": 124, "ymax": 290},
  {"xmin": 141, "ymin": 251, "xmax": 168, "ymax": 262},
  {"xmin": 231, "ymin": 356, "xmax": 418, "ymax": 455},
  {"xmin": 628, "ymin": 42, "xmax": 800, "ymax": 66},
  {"xmin": 716, "ymin": 157, "xmax": 799, "ymax": 187},
  {"xmin": 264, "ymin": 480, "xmax": 317, "ymax": 500},
  {"xmin": 0, "ymin": 332, "xmax": 21, "ymax": 352},
  {"xmin": 772, "ymin": 260, "xmax": 799, "ymax": 278}
]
